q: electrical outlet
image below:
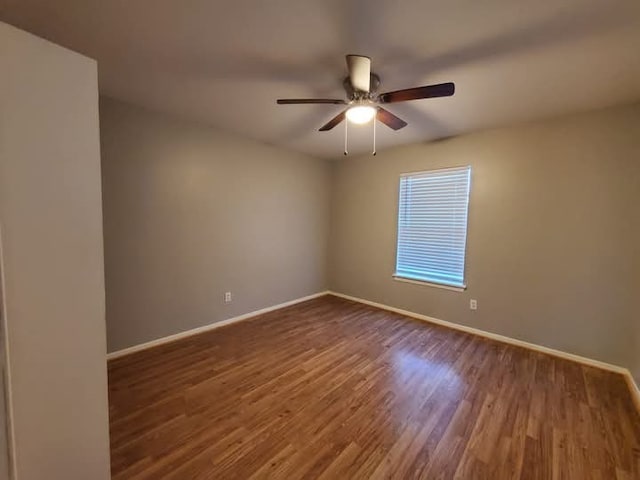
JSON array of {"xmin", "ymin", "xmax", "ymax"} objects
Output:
[
  {"xmin": 224, "ymin": 292, "xmax": 232, "ymax": 303},
  {"xmin": 470, "ymin": 299, "xmax": 477, "ymax": 310}
]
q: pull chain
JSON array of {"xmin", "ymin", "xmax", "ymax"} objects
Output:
[
  {"xmin": 372, "ymin": 112, "xmax": 377, "ymax": 156},
  {"xmin": 344, "ymin": 118, "xmax": 348, "ymax": 156}
]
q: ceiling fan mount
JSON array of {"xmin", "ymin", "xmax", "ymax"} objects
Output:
[{"xmin": 277, "ymin": 54, "xmax": 455, "ymax": 133}]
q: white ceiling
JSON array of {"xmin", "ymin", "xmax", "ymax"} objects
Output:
[{"xmin": 2, "ymin": 0, "xmax": 640, "ymax": 159}]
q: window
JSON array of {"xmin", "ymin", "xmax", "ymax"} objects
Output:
[{"xmin": 394, "ymin": 166, "xmax": 471, "ymax": 289}]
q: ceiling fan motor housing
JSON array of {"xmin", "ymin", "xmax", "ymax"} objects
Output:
[{"xmin": 343, "ymin": 73, "xmax": 381, "ymax": 101}]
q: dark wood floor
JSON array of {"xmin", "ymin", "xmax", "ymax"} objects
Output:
[{"xmin": 108, "ymin": 295, "xmax": 640, "ymax": 479}]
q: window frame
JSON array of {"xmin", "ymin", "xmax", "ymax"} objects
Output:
[{"xmin": 393, "ymin": 165, "xmax": 471, "ymax": 292}]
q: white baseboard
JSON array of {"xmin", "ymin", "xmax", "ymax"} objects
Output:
[
  {"xmin": 105, "ymin": 287, "xmax": 640, "ymax": 414},
  {"xmin": 327, "ymin": 291, "xmax": 629, "ymax": 375},
  {"xmin": 107, "ymin": 291, "xmax": 329, "ymax": 360},
  {"xmin": 329, "ymin": 290, "xmax": 640, "ymax": 412}
]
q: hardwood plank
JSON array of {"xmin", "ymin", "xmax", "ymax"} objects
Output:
[{"xmin": 108, "ymin": 295, "xmax": 640, "ymax": 478}]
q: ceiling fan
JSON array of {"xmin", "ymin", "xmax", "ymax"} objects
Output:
[{"xmin": 276, "ymin": 55, "xmax": 455, "ymax": 132}]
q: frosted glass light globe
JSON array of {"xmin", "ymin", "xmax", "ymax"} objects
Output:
[{"xmin": 346, "ymin": 105, "xmax": 376, "ymax": 124}]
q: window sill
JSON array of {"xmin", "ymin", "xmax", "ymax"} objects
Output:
[{"xmin": 392, "ymin": 275, "xmax": 466, "ymax": 292}]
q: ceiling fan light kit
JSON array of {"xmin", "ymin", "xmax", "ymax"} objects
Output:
[
  {"xmin": 277, "ymin": 54, "xmax": 455, "ymax": 155},
  {"xmin": 342, "ymin": 110, "xmax": 378, "ymax": 157},
  {"xmin": 345, "ymin": 104, "xmax": 376, "ymax": 124}
]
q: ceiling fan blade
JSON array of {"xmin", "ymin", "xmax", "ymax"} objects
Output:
[
  {"xmin": 377, "ymin": 108, "xmax": 408, "ymax": 130},
  {"xmin": 346, "ymin": 55, "xmax": 371, "ymax": 92},
  {"xmin": 319, "ymin": 110, "xmax": 347, "ymax": 131},
  {"xmin": 277, "ymin": 98, "xmax": 346, "ymax": 105},
  {"xmin": 379, "ymin": 82, "xmax": 455, "ymax": 103}
]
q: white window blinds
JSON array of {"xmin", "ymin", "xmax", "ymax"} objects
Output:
[{"xmin": 395, "ymin": 166, "xmax": 471, "ymax": 288}]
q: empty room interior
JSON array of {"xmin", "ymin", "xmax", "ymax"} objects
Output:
[{"xmin": 1, "ymin": 1, "xmax": 640, "ymax": 479}]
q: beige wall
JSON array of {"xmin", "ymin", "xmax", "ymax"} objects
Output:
[
  {"xmin": 100, "ymin": 98, "xmax": 331, "ymax": 352},
  {"xmin": 101, "ymin": 97, "xmax": 639, "ymax": 380},
  {"xmin": 329, "ymin": 104, "xmax": 640, "ymax": 369},
  {"xmin": 0, "ymin": 22, "xmax": 111, "ymax": 479}
]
